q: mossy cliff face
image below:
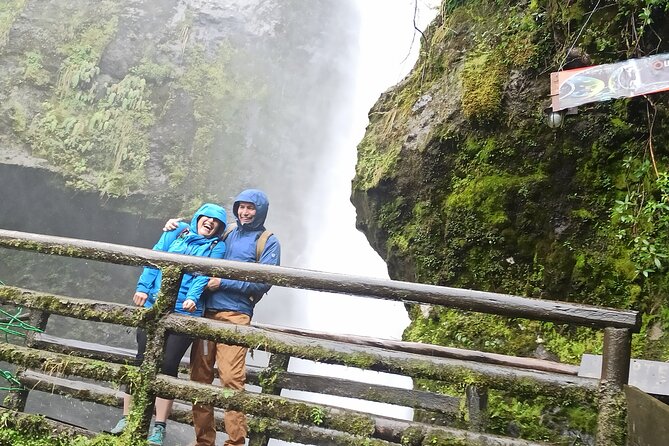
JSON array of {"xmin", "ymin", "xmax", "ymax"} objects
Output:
[
  {"xmin": 0, "ymin": 0, "xmax": 355, "ymax": 217},
  {"xmin": 352, "ymin": 0, "xmax": 669, "ymax": 362}
]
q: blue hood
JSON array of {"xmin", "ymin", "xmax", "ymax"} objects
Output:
[
  {"xmin": 232, "ymin": 189, "xmax": 269, "ymax": 231},
  {"xmin": 190, "ymin": 203, "xmax": 227, "ymax": 237}
]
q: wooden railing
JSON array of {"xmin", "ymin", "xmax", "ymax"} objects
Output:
[{"xmin": 0, "ymin": 229, "xmax": 641, "ymax": 446}]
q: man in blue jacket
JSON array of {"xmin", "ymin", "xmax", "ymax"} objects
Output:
[{"xmin": 165, "ymin": 189, "xmax": 280, "ymax": 446}]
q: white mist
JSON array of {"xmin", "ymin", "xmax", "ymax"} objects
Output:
[{"xmin": 270, "ymin": 1, "xmax": 441, "ymax": 441}]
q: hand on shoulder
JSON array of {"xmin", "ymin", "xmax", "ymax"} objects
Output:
[{"xmin": 163, "ymin": 218, "xmax": 183, "ymax": 232}]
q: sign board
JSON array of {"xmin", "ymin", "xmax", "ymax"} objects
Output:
[
  {"xmin": 579, "ymin": 354, "xmax": 669, "ymax": 396},
  {"xmin": 551, "ymin": 53, "xmax": 669, "ymax": 111}
]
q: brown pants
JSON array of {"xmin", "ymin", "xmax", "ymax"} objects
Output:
[{"xmin": 190, "ymin": 310, "xmax": 250, "ymax": 446}]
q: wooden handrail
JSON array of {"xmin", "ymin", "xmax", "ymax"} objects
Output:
[{"xmin": 0, "ymin": 229, "xmax": 641, "ymax": 330}]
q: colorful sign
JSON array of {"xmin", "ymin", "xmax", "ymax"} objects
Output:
[{"xmin": 551, "ymin": 53, "xmax": 669, "ymax": 111}]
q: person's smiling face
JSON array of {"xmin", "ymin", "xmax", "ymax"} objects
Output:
[
  {"xmin": 237, "ymin": 201, "xmax": 256, "ymax": 225},
  {"xmin": 197, "ymin": 216, "xmax": 222, "ymax": 238}
]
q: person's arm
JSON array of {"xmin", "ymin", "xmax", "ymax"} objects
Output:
[
  {"xmin": 215, "ymin": 236, "xmax": 281, "ymax": 296},
  {"xmin": 163, "ymin": 218, "xmax": 186, "ymax": 232},
  {"xmin": 182, "ymin": 240, "xmax": 227, "ymax": 311},
  {"xmin": 136, "ymin": 223, "xmax": 188, "ymax": 295}
]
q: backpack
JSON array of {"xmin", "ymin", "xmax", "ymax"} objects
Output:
[
  {"xmin": 220, "ymin": 223, "xmax": 273, "ymax": 305},
  {"xmin": 220, "ymin": 223, "xmax": 273, "ymax": 262}
]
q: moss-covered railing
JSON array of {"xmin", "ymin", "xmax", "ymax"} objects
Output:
[{"xmin": 0, "ymin": 229, "xmax": 640, "ymax": 446}]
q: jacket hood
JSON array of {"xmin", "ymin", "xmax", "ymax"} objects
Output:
[
  {"xmin": 232, "ymin": 189, "xmax": 269, "ymax": 231},
  {"xmin": 190, "ymin": 203, "xmax": 227, "ymax": 237}
]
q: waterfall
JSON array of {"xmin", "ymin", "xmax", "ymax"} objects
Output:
[
  {"xmin": 264, "ymin": 0, "xmax": 441, "ymax": 436},
  {"xmin": 302, "ymin": 0, "xmax": 440, "ymax": 338}
]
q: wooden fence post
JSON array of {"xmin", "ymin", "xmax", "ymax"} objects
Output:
[
  {"xmin": 260, "ymin": 353, "xmax": 290, "ymax": 395},
  {"xmin": 466, "ymin": 385, "xmax": 488, "ymax": 431},
  {"xmin": 250, "ymin": 353, "xmax": 290, "ymax": 446},
  {"xmin": 122, "ymin": 266, "xmax": 182, "ymax": 444},
  {"xmin": 5, "ymin": 310, "xmax": 49, "ymax": 412},
  {"xmin": 596, "ymin": 327, "xmax": 632, "ymax": 446}
]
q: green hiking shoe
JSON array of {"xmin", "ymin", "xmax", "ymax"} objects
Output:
[
  {"xmin": 110, "ymin": 417, "xmax": 127, "ymax": 435},
  {"xmin": 147, "ymin": 424, "xmax": 166, "ymax": 446}
]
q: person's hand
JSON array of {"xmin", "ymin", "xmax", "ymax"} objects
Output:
[
  {"xmin": 133, "ymin": 291, "xmax": 148, "ymax": 307},
  {"xmin": 163, "ymin": 218, "xmax": 182, "ymax": 232},
  {"xmin": 206, "ymin": 277, "xmax": 221, "ymax": 291},
  {"xmin": 182, "ymin": 299, "xmax": 196, "ymax": 312}
]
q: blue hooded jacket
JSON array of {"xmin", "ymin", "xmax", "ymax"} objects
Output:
[
  {"xmin": 136, "ymin": 203, "xmax": 227, "ymax": 316},
  {"xmin": 205, "ymin": 189, "xmax": 281, "ymax": 316}
]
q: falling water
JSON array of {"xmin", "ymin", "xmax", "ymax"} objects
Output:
[{"xmin": 265, "ymin": 0, "xmax": 441, "ymax": 436}]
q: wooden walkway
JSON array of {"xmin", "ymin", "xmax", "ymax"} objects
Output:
[{"xmin": 0, "ymin": 229, "xmax": 641, "ymax": 445}]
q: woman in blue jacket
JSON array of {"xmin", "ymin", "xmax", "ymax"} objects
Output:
[{"xmin": 111, "ymin": 203, "xmax": 227, "ymax": 446}]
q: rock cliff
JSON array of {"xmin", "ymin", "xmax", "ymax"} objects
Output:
[{"xmin": 353, "ymin": 0, "xmax": 669, "ymax": 362}]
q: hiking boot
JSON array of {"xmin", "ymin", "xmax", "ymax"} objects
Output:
[
  {"xmin": 147, "ymin": 424, "xmax": 166, "ymax": 446},
  {"xmin": 110, "ymin": 417, "xmax": 127, "ymax": 435}
]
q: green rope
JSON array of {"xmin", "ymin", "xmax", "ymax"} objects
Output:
[
  {"xmin": 0, "ymin": 304, "xmax": 36, "ymax": 391},
  {"xmin": 0, "ymin": 307, "xmax": 43, "ymax": 342},
  {"xmin": 0, "ymin": 370, "xmax": 23, "ymax": 391}
]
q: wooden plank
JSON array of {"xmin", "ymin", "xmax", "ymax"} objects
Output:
[
  {"xmin": 626, "ymin": 385, "xmax": 669, "ymax": 446},
  {"xmin": 18, "ymin": 369, "xmax": 124, "ymax": 408},
  {"xmin": 14, "ymin": 369, "xmax": 539, "ymax": 446},
  {"xmin": 263, "ymin": 367, "xmax": 459, "ymax": 414},
  {"xmin": 257, "ymin": 323, "xmax": 579, "ymax": 375},
  {"xmin": 16, "ymin": 370, "xmax": 402, "ymax": 446},
  {"xmin": 0, "ymin": 229, "xmax": 640, "ymax": 330},
  {"xmin": 0, "ymin": 343, "xmax": 133, "ymax": 384},
  {"xmin": 171, "ymin": 401, "xmax": 402, "ymax": 446},
  {"xmin": 33, "ymin": 333, "xmax": 136, "ymax": 364},
  {"xmin": 34, "ymin": 333, "xmax": 459, "ymax": 413},
  {"xmin": 166, "ymin": 314, "xmax": 599, "ymax": 400},
  {"xmin": 0, "ymin": 405, "xmax": 96, "ymax": 438},
  {"xmin": 0, "ymin": 285, "xmax": 142, "ymax": 327},
  {"xmin": 157, "ymin": 374, "xmax": 550, "ymax": 446},
  {"xmin": 27, "ymin": 324, "xmax": 581, "ymax": 381}
]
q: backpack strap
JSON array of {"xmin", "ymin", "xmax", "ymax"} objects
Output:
[
  {"xmin": 255, "ymin": 230, "xmax": 273, "ymax": 262},
  {"xmin": 221, "ymin": 223, "xmax": 237, "ymax": 241},
  {"xmin": 249, "ymin": 230, "xmax": 272, "ymax": 305},
  {"xmin": 222, "ymin": 223, "xmax": 272, "ymax": 262}
]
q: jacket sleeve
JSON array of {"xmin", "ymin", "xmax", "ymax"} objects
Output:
[
  {"xmin": 185, "ymin": 240, "xmax": 227, "ymax": 303},
  {"xmin": 136, "ymin": 224, "xmax": 188, "ymax": 294},
  {"xmin": 217, "ymin": 235, "xmax": 280, "ymax": 296}
]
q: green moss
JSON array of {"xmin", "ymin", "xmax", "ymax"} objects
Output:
[
  {"xmin": 444, "ymin": 172, "xmax": 546, "ymax": 228},
  {"xmin": 461, "ymin": 51, "xmax": 507, "ymax": 121},
  {"xmin": 595, "ymin": 382, "xmax": 627, "ymax": 445},
  {"xmin": 0, "ymin": 409, "xmax": 118, "ymax": 445},
  {"xmin": 0, "ymin": 0, "xmax": 25, "ymax": 49},
  {"xmin": 174, "ymin": 43, "xmax": 248, "ymax": 197},
  {"xmin": 130, "ymin": 59, "xmax": 173, "ymax": 84},
  {"xmin": 17, "ymin": 3, "xmax": 162, "ymax": 197},
  {"xmin": 354, "ymin": 133, "xmax": 402, "ymax": 191},
  {"xmin": 9, "ymin": 99, "xmax": 28, "ymax": 134},
  {"xmin": 421, "ymin": 432, "xmax": 467, "ymax": 446},
  {"xmin": 0, "ymin": 285, "xmax": 147, "ymax": 327},
  {"xmin": 21, "ymin": 51, "xmax": 51, "ymax": 87}
]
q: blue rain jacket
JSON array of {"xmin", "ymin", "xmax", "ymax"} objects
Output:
[
  {"xmin": 205, "ymin": 189, "xmax": 281, "ymax": 316},
  {"xmin": 136, "ymin": 203, "xmax": 227, "ymax": 316}
]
